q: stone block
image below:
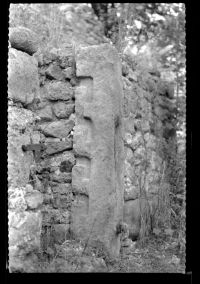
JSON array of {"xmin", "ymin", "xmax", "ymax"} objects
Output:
[
  {"xmin": 72, "ymin": 44, "xmax": 124, "ymax": 257},
  {"xmin": 8, "ymin": 48, "xmax": 40, "ymax": 106},
  {"xmin": 43, "ymin": 81, "xmax": 74, "ymax": 101},
  {"xmin": 50, "ymin": 172, "xmax": 72, "ymax": 183},
  {"xmin": 52, "ymin": 102, "xmax": 75, "ymax": 119},
  {"xmin": 45, "ymin": 63, "xmax": 65, "ymax": 80},
  {"xmin": 52, "ymin": 193, "xmax": 72, "ymax": 209},
  {"xmin": 45, "ymin": 139, "xmax": 73, "ymax": 155},
  {"xmin": 37, "ymin": 105, "xmax": 53, "ymax": 121},
  {"xmin": 63, "ymin": 67, "xmax": 74, "ymax": 79},
  {"xmin": 9, "ymin": 27, "xmax": 39, "ymax": 55},
  {"xmin": 48, "ymin": 151, "xmax": 75, "ymax": 169},
  {"xmin": 39, "ymin": 119, "xmax": 74, "ymax": 138}
]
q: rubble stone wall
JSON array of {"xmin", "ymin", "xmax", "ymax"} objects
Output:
[
  {"xmin": 8, "ymin": 25, "xmax": 176, "ymax": 271},
  {"xmin": 8, "ymin": 28, "xmax": 124, "ymax": 271},
  {"xmin": 122, "ymin": 63, "xmax": 177, "ymax": 240}
]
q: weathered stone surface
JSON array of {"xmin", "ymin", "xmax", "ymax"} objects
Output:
[
  {"xmin": 8, "ymin": 106, "xmax": 37, "ymax": 188},
  {"xmin": 52, "ymin": 209, "xmax": 70, "ymax": 224},
  {"xmin": 53, "ymin": 224, "xmax": 70, "ymax": 244},
  {"xmin": 52, "ymin": 102, "xmax": 75, "ymax": 118},
  {"xmin": 123, "ymin": 199, "xmax": 141, "ymax": 240},
  {"xmin": 63, "ymin": 67, "xmax": 74, "ymax": 79},
  {"xmin": 39, "ymin": 119, "xmax": 75, "ymax": 138},
  {"xmin": 72, "ymin": 163, "xmax": 90, "ymax": 196},
  {"xmin": 9, "ymin": 27, "xmax": 39, "ymax": 55},
  {"xmin": 25, "ymin": 190, "xmax": 43, "ymax": 209},
  {"xmin": 124, "ymin": 186, "xmax": 139, "ymax": 201},
  {"xmin": 50, "ymin": 172, "xmax": 72, "ymax": 183},
  {"xmin": 37, "ymin": 105, "xmax": 53, "ymax": 121},
  {"xmin": 9, "ymin": 211, "xmax": 42, "ymax": 271},
  {"xmin": 47, "ymin": 151, "xmax": 75, "ymax": 170},
  {"xmin": 45, "ymin": 63, "xmax": 65, "ymax": 80},
  {"xmin": 72, "ymin": 44, "xmax": 124, "ymax": 257},
  {"xmin": 51, "ymin": 183, "xmax": 72, "ymax": 194},
  {"xmin": 8, "ymin": 187, "xmax": 27, "ymax": 211},
  {"xmin": 43, "ymin": 81, "xmax": 74, "ymax": 101},
  {"xmin": 45, "ymin": 139, "xmax": 73, "ymax": 155},
  {"xmin": 71, "ymin": 195, "xmax": 89, "ymax": 239},
  {"xmin": 157, "ymin": 81, "xmax": 174, "ymax": 99},
  {"xmin": 123, "ymin": 199, "xmax": 152, "ymax": 240},
  {"xmin": 52, "ymin": 193, "xmax": 72, "ymax": 209},
  {"xmin": 8, "ymin": 48, "xmax": 40, "ymax": 106}
]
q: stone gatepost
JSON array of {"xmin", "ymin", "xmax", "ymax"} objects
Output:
[{"xmin": 71, "ymin": 44, "xmax": 124, "ymax": 257}]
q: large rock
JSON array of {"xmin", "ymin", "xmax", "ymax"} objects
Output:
[
  {"xmin": 9, "ymin": 27, "xmax": 39, "ymax": 55},
  {"xmin": 71, "ymin": 44, "xmax": 124, "ymax": 258},
  {"xmin": 8, "ymin": 48, "xmax": 40, "ymax": 106},
  {"xmin": 8, "ymin": 106, "xmax": 37, "ymax": 188},
  {"xmin": 9, "ymin": 211, "xmax": 42, "ymax": 272}
]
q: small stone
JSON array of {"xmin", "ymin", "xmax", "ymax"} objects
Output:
[
  {"xmin": 59, "ymin": 159, "xmax": 74, "ymax": 172},
  {"xmin": 52, "ymin": 194, "xmax": 72, "ymax": 209},
  {"xmin": 9, "ymin": 27, "xmax": 39, "ymax": 55},
  {"xmin": 51, "ymin": 183, "xmax": 72, "ymax": 195},
  {"xmin": 25, "ymin": 184, "xmax": 34, "ymax": 193},
  {"xmin": 25, "ymin": 190, "xmax": 43, "ymax": 209},
  {"xmin": 52, "ymin": 102, "xmax": 75, "ymax": 119},
  {"xmin": 124, "ymin": 186, "xmax": 139, "ymax": 201},
  {"xmin": 44, "ymin": 81, "xmax": 74, "ymax": 101},
  {"xmin": 128, "ymin": 69, "xmax": 138, "ymax": 82},
  {"xmin": 70, "ymin": 77, "xmax": 79, "ymax": 86},
  {"xmin": 63, "ymin": 67, "xmax": 74, "ymax": 79},
  {"xmin": 45, "ymin": 63, "xmax": 65, "ymax": 81},
  {"xmin": 52, "ymin": 209, "xmax": 70, "ymax": 224},
  {"xmin": 122, "ymin": 62, "xmax": 129, "ymax": 76}
]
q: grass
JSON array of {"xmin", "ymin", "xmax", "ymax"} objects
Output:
[{"xmin": 33, "ymin": 233, "xmax": 185, "ymax": 273}]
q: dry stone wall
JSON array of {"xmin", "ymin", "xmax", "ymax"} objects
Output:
[
  {"xmin": 8, "ymin": 23, "xmax": 177, "ymax": 271},
  {"xmin": 8, "ymin": 28, "xmax": 124, "ymax": 271},
  {"xmin": 8, "ymin": 28, "xmax": 77, "ymax": 271},
  {"xmin": 122, "ymin": 62, "xmax": 177, "ymax": 240}
]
